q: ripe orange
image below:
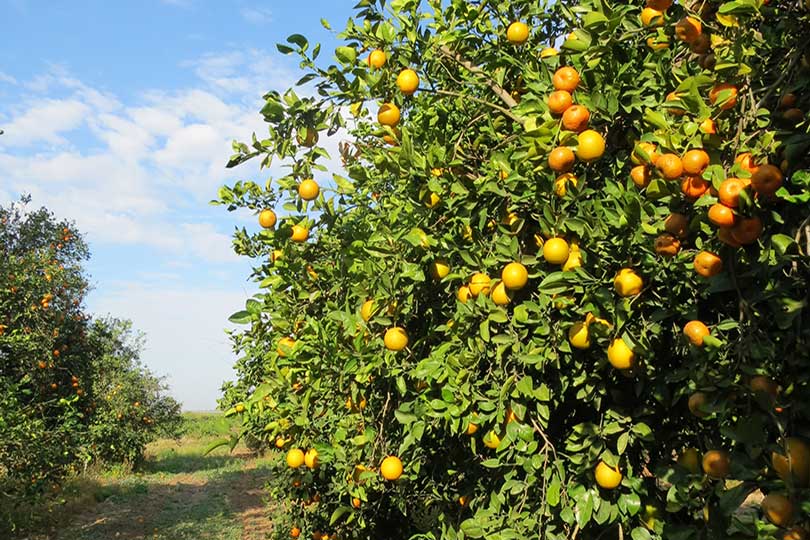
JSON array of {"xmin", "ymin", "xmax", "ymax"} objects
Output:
[
  {"xmin": 469, "ymin": 273, "xmax": 491, "ymax": 296},
  {"xmin": 718, "ymin": 228, "xmax": 742, "ymax": 248},
  {"xmin": 678, "ymin": 448, "xmax": 702, "ymax": 474},
  {"xmin": 694, "ymin": 251, "xmax": 723, "ymax": 277},
  {"xmin": 540, "ymin": 47, "xmax": 558, "ymax": 58},
  {"xmin": 384, "ymin": 327, "xmax": 409, "ymax": 351},
  {"xmin": 780, "ymin": 93, "xmax": 798, "ymax": 109},
  {"xmin": 646, "ymin": 0, "xmax": 673, "ymax": 9},
  {"xmin": 647, "ymin": 36, "xmax": 670, "ymax": 51},
  {"xmin": 291, "ymin": 527, "xmax": 301, "ymax": 538},
  {"xmin": 367, "ymin": 49, "xmax": 386, "ymax": 69},
  {"xmin": 576, "ymin": 130, "xmax": 605, "ymax": 161},
  {"xmin": 665, "ymin": 213, "xmax": 689, "ymax": 238},
  {"xmin": 717, "ymin": 178, "xmax": 746, "ymax": 207},
  {"xmin": 501, "ymin": 262, "xmax": 528, "ymax": 290},
  {"xmin": 665, "ymin": 91, "xmax": 686, "ymax": 116},
  {"xmin": 553, "ymin": 66, "xmax": 580, "ymax": 93},
  {"xmin": 709, "ymin": 83, "xmax": 738, "ymax": 110},
  {"xmin": 654, "ymin": 233, "xmax": 681, "ymax": 257},
  {"xmin": 751, "ymin": 164, "xmax": 784, "ymax": 195},
  {"xmin": 396, "ymin": 69, "xmax": 419, "ymax": 95},
  {"xmin": 352, "ymin": 497, "xmax": 361, "ymax": 508},
  {"xmin": 607, "ymin": 337, "xmax": 636, "ymax": 369},
  {"xmin": 490, "ymin": 281, "xmax": 512, "ymax": 305},
  {"xmin": 782, "ymin": 527, "xmax": 809, "ymax": 540},
  {"xmin": 631, "ymin": 165, "xmax": 651, "ymax": 188},
  {"xmin": 548, "ymin": 90, "xmax": 573, "ymax": 115},
  {"xmin": 783, "ymin": 108, "xmax": 804, "ymax": 125},
  {"xmin": 614, "ymin": 268, "xmax": 643, "ymax": 296},
  {"xmin": 688, "ymin": 391, "xmax": 710, "ymax": 417},
  {"xmin": 761, "ymin": 494, "xmax": 795, "ymax": 528},
  {"xmin": 506, "ymin": 21, "xmax": 529, "ymax": 44},
  {"xmin": 699, "ymin": 118, "xmax": 717, "ymax": 134},
  {"xmin": 690, "ymin": 33, "xmax": 711, "ymax": 54},
  {"xmin": 543, "ymin": 238, "xmax": 570, "ymax": 265},
  {"xmin": 772, "ymin": 438, "xmax": 810, "ymax": 487},
  {"xmin": 675, "ymin": 17, "xmax": 702, "ymax": 43},
  {"xmin": 730, "ymin": 216, "xmax": 763, "ymax": 245},
  {"xmin": 380, "ymin": 456, "xmax": 403, "ymax": 480},
  {"xmin": 594, "ymin": 461, "xmax": 622, "ymax": 489},
  {"xmin": 548, "ymin": 146, "xmax": 575, "ymax": 172},
  {"xmin": 378, "ymin": 103, "xmax": 401, "ymax": 126},
  {"xmin": 562, "ymin": 105, "xmax": 590, "ymax": 132},
  {"xmin": 632, "ymin": 142, "xmax": 658, "ymax": 165},
  {"xmin": 708, "ymin": 203, "xmax": 737, "ymax": 228},
  {"xmin": 258, "ymin": 209, "xmax": 277, "ymax": 229},
  {"xmin": 702, "ymin": 450, "xmax": 731, "ymax": 478},
  {"xmin": 456, "ymin": 285, "xmax": 471, "ymax": 303},
  {"xmin": 750, "ymin": 375, "xmax": 779, "ymax": 399},
  {"xmin": 277, "ymin": 337, "xmax": 296, "ymax": 357},
  {"xmin": 298, "ymin": 179, "xmax": 320, "ymax": 201},
  {"xmin": 735, "ymin": 153, "xmax": 760, "ymax": 175},
  {"xmin": 681, "ymin": 176, "xmax": 710, "ymax": 199},
  {"xmin": 568, "ymin": 321, "xmax": 591, "ymax": 349},
  {"xmin": 291, "ymin": 225, "xmax": 309, "ymax": 242},
  {"xmin": 682, "ymin": 149, "xmax": 710, "ymax": 175},
  {"xmin": 429, "ymin": 259, "xmax": 450, "ymax": 280},
  {"xmin": 656, "ymin": 153, "xmax": 683, "ymax": 179},
  {"xmin": 641, "ymin": 7, "xmax": 664, "ymax": 26},
  {"xmin": 286, "ymin": 448, "xmax": 305, "ymax": 468},
  {"xmin": 554, "ymin": 173, "xmax": 578, "ymax": 197},
  {"xmin": 683, "ymin": 320, "xmax": 710, "ymax": 346}
]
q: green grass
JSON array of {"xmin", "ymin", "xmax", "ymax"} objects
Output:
[{"xmin": 13, "ymin": 412, "xmax": 275, "ymax": 540}]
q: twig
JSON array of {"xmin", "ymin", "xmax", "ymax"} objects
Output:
[
  {"xmin": 756, "ymin": 49, "xmax": 800, "ymax": 110},
  {"xmin": 428, "ymin": 88, "xmax": 525, "ymax": 126},
  {"xmin": 438, "ymin": 45, "xmax": 521, "ymax": 110}
]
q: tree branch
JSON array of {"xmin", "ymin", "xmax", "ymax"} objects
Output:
[{"xmin": 438, "ymin": 45, "xmax": 522, "ymax": 111}]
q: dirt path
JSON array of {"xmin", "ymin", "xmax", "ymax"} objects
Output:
[{"xmin": 26, "ymin": 442, "xmax": 275, "ymax": 540}]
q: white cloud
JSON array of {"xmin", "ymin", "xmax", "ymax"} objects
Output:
[
  {"xmin": 1, "ymin": 98, "xmax": 90, "ymax": 147},
  {"xmin": 240, "ymin": 7, "xmax": 273, "ymax": 25},
  {"xmin": 0, "ymin": 71, "xmax": 17, "ymax": 85}
]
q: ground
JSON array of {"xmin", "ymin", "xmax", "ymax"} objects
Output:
[{"xmin": 18, "ymin": 414, "xmax": 274, "ymax": 540}]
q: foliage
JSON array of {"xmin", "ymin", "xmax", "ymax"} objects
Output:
[{"xmin": 217, "ymin": 1, "xmax": 810, "ymax": 539}]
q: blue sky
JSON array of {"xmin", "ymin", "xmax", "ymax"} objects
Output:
[{"xmin": 0, "ymin": 0, "xmax": 349, "ymax": 410}]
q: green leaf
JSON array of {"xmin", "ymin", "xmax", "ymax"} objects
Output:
[
  {"xmin": 335, "ymin": 46, "xmax": 357, "ymax": 65},
  {"xmin": 228, "ymin": 310, "xmax": 252, "ymax": 324}
]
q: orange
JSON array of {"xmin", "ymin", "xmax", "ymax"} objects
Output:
[
  {"xmin": 730, "ymin": 216, "xmax": 763, "ymax": 245},
  {"xmin": 490, "ymin": 281, "xmax": 512, "ymax": 305},
  {"xmin": 506, "ymin": 21, "xmax": 530, "ymax": 44},
  {"xmin": 694, "ymin": 251, "xmax": 723, "ymax": 277},
  {"xmin": 708, "ymin": 204, "xmax": 737, "ymax": 228},
  {"xmin": 681, "ymin": 176, "xmax": 710, "ymax": 199},
  {"xmin": 750, "ymin": 375, "xmax": 779, "ymax": 399},
  {"xmin": 614, "ymin": 268, "xmax": 643, "ymax": 296},
  {"xmin": 367, "ymin": 49, "xmax": 386, "ymax": 69},
  {"xmin": 553, "ymin": 66, "xmax": 580, "ymax": 92},
  {"xmin": 702, "ymin": 450, "xmax": 731, "ymax": 478},
  {"xmin": 682, "ymin": 149, "xmax": 710, "ymax": 175},
  {"xmin": 469, "ymin": 273, "xmax": 491, "ymax": 296},
  {"xmin": 678, "ymin": 448, "xmax": 702, "ymax": 474},
  {"xmin": 540, "ymin": 47, "xmax": 558, "ymax": 58},
  {"xmin": 709, "ymin": 83, "xmax": 738, "ymax": 110},
  {"xmin": 700, "ymin": 118, "xmax": 717, "ymax": 134},
  {"xmin": 378, "ymin": 103, "xmax": 401, "ymax": 126},
  {"xmin": 646, "ymin": 0, "xmax": 673, "ymax": 9},
  {"xmin": 688, "ymin": 391, "xmax": 710, "ymax": 418},
  {"xmin": 568, "ymin": 321, "xmax": 591, "ymax": 349},
  {"xmin": 577, "ymin": 130, "xmax": 605, "ymax": 161},
  {"xmin": 291, "ymin": 527, "xmax": 301, "ymax": 538},
  {"xmin": 304, "ymin": 448, "xmax": 319, "ymax": 469},
  {"xmin": 277, "ymin": 337, "xmax": 296, "ymax": 357},
  {"xmin": 298, "ymin": 178, "xmax": 320, "ymax": 201},
  {"xmin": 429, "ymin": 259, "xmax": 450, "ymax": 280},
  {"xmin": 656, "ymin": 153, "xmax": 683, "ymax": 179},
  {"xmin": 718, "ymin": 228, "xmax": 742, "ymax": 248},
  {"xmin": 286, "ymin": 448, "xmax": 305, "ymax": 468},
  {"xmin": 631, "ymin": 165, "xmax": 651, "ymax": 188},
  {"xmin": 751, "ymin": 164, "xmax": 784, "ymax": 195},
  {"xmin": 382, "ymin": 128, "xmax": 400, "ymax": 146},
  {"xmin": 675, "ymin": 16, "xmax": 702, "ymax": 43},
  {"xmin": 380, "ymin": 456, "xmax": 403, "ymax": 480},
  {"xmin": 396, "ymin": 69, "xmax": 419, "ymax": 95},
  {"xmin": 783, "ymin": 527, "xmax": 809, "ymax": 540},
  {"xmin": 654, "ymin": 233, "xmax": 681, "ymax": 257},
  {"xmin": 548, "ymin": 146, "xmax": 575, "ymax": 172},
  {"xmin": 384, "ymin": 327, "xmax": 408, "ymax": 351},
  {"xmin": 665, "ymin": 213, "xmax": 689, "ymax": 238},
  {"xmin": 735, "ymin": 153, "xmax": 760, "ymax": 175},
  {"xmin": 562, "ymin": 105, "xmax": 590, "ymax": 132},
  {"xmin": 647, "ymin": 36, "xmax": 670, "ymax": 51},
  {"xmin": 761, "ymin": 494, "xmax": 795, "ymax": 528},
  {"xmin": 483, "ymin": 431, "xmax": 501, "ymax": 449},
  {"xmin": 548, "ymin": 90, "xmax": 573, "ymax": 114},
  {"xmin": 501, "ymin": 262, "xmax": 528, "ymax": 290},
  {"xmin": 543, "ymin": 238, "xmax": 570, "ymax": 265},
  {"xmin": 783, "ymin": 108, "xmax": 804, "ymax": 125},
  {"xmin": 690, "ymin": 33, "xmax": 711, "ymax": 54},
  {"xmin": 352, "ymin": 497, "xmax": 361, "ymax": 508},
  {"xmin": 594, "ymin": 461, "xmax": 622, "ymax": 489},
  {"xmin": 291, "ymin": 225, "xmax": 309, "ymax": 242},
  {"xmin": 258, "ymin": 209, "xmax": 277, "ymax": 229},
  {"xmin": 607, "ymin": 337, "xmax": 636, "ymax": 369},
  {"xmin": 683, "ymin": 320, "xmax": 710, "ymax": 346},
  {"xmin": 554, "ymin": 173, "xmax": 578, "ymax": 197},
  {"xmin": 632, "ymin": 142, "xmax": 658, "ymax": 165},
  {"xmin": 780, "ymin": 93, "xmax": 798, "ymax": 109},
  {"xmin": 717, "ymin": 177, "xmax": 746, "ymax": 207},
  {"xmin": 772, "ymin": 438, "xmax": 810, "ymax": 487},
  {"xmin": 456, "ymin": 285, "xmax": 471, "ymax": 303},
  {"xmin": 665, "ymin": 91, "xmax": 686, "ymax": 116},
  {"xmin": 641, "ymin": 7, "xmax": 664, "ymax": 26}
]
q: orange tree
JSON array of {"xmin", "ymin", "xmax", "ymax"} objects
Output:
[{"xmin": 217, "ymin": 0, "xmax": 810, "ymax": 538}]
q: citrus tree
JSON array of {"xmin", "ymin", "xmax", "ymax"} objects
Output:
[{"xmin": 217, "ymin": 0, "xmax": 810, "ymax": 538}]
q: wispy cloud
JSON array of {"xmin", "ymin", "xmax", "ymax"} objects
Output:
[
  {"xmin": 0, "ymin": 71, "xmax": 17, "ymax": 85},
  {"xmin": 240, "ymin": 7, "xmax": 273, "ymax": 25}
]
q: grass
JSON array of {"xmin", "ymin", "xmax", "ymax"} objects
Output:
[{"xmin": 13, "ymin": 412, "xmax": 275, "ymax": 540}]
